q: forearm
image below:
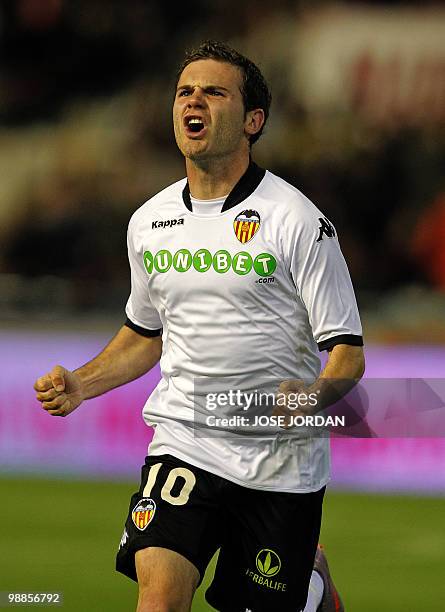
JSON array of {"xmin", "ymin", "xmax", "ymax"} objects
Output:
[
  {"xmin": 308, "ymin": 344, "xmax": 365, "ymax": 412},
  {"xmin": 74, "ymin": 325, "xmax": 162, "ymax": 400}
]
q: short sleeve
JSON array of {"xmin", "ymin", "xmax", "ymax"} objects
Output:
[
  {"xmin": 290, "ymin": 214, "xmax": 363, "ymax": 351},
  {"xmin": 125, "ymin": 215, "xmax": 162, "ymax": 334}
]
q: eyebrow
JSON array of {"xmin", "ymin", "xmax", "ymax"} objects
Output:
[{"xmin": 176, "ymin": 84, "xmax": 231, "ymax": 93}]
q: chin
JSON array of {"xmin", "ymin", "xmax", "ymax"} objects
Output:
[{"xmin": 183, "ymin": 146, "xmax": 210, "ymax": 162}]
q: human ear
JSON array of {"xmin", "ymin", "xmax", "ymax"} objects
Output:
[{"xmin": 244, "ymin": 108, "xmax": 265, "ymax": 138}]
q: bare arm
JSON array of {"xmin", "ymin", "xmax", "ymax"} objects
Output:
[
  {"xmin": 73, "ymin": 325, "xmax": 162, "ymax": 399},
  {"xmin": 34, "ymin": 325, "xmax": 162, "ymax": 417},
  {"xmin": 309, "ymin": 343, "xmax": 365, "ymax": 409},
  {"xmin": 275, "ymin": 344, "xmax": 365, "ymax": 422},
  {"xmin": 318, "ymin": 343, "xmax": 365, "ymax": 387}
]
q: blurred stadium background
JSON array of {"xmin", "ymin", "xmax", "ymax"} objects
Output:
[{"xmin": 1, "ymin": 0, "xmax": 444, "ymax": 610}]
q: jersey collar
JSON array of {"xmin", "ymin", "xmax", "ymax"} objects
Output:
[{"xmin": 182, "ymin": 160, "xmax": 266, "ymax": 213}]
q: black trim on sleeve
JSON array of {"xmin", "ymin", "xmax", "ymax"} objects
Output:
[
  {"xmin": 125, "ymin": 318, "xmax": 162, "ymax": 338},
  {"xmin": 317, "ymin": 334, "xmax": 363, "ymax": 352},
  {"xmin": 182, "ymin": 159, "xmax": 266, "ymax": 213}
]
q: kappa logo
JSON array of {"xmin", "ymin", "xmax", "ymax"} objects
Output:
[
  {"xmin": 131, "ymin": 498, "xmax": 156, "ymax": 531},
  {"xmin": 119, "ymin": 528, "xmax": 129, "ymax": 549},
  {"xmin": 152, "ymin": 218, "xmax": 184, "ymax": 230},
  {"xmin": 234, "ymin": 210, "xmax": 261, "ymax": 244},
  {"xmin": 316, "ymin": 217, "xmax": 336, "ymax": 242}
]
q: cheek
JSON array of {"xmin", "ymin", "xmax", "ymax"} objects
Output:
[
  {"xmin": 173, "ymin": 101, "xmax": 184, "ymax": 123},
  {"xmin": 172, "ymin": 112, "xmax": 183, "ymax": 138},
  {"xmin": 218, "ymin": 112, "xmax": 244, "ymax": 139}
]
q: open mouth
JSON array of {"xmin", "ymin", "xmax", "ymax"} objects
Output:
[{"xmin": 184, "ymin": 116, "xmax": 206, "ymax": 136}]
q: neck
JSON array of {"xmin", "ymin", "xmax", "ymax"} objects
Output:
[{"xmin": 185, "ymin": 152, "xmax": 250, "ymax": 200}]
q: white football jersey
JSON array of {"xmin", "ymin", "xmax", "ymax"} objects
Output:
[{"xmin": 125, "ymin": 162, "xmax": 363, "ymax": 492}]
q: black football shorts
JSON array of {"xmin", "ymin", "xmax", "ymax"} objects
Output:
[{"xmin": 116, "ymin": 453, "xmax": 325, "ymax": 612}]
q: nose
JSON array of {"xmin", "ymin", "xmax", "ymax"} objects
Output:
[{"xmin": 187, "ymin": 87, "xmax": 205, "ymax": 108}]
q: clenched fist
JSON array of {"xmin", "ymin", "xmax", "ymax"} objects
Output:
[{"xmin": 34, "ymin": 365, "xmax": 84, "ymax": 417}]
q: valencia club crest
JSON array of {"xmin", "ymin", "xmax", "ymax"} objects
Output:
[
  {"xmin": 233, "ymin": 209, "xmax": 261, "ymax": 244},
  {"xmin": 132, "ymin": 498, "xmax": 156, "ymax": 531}
]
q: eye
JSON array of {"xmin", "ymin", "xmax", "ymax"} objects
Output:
[
  {"xmin": 177, "ymin": 90, "xmax": 191, "ymax": 97},
  {"xmin": 208, "ymin": 89, "xmax": 223, "ymax": 96}
]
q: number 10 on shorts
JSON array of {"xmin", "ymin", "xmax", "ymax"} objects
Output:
[
  {"xmin": 131, "ymin": 463, "xmax": 197, "ymax": 531},
  {"xmin": 142, "ymin": 463, "xmax": 196, "ymax": 506}
]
